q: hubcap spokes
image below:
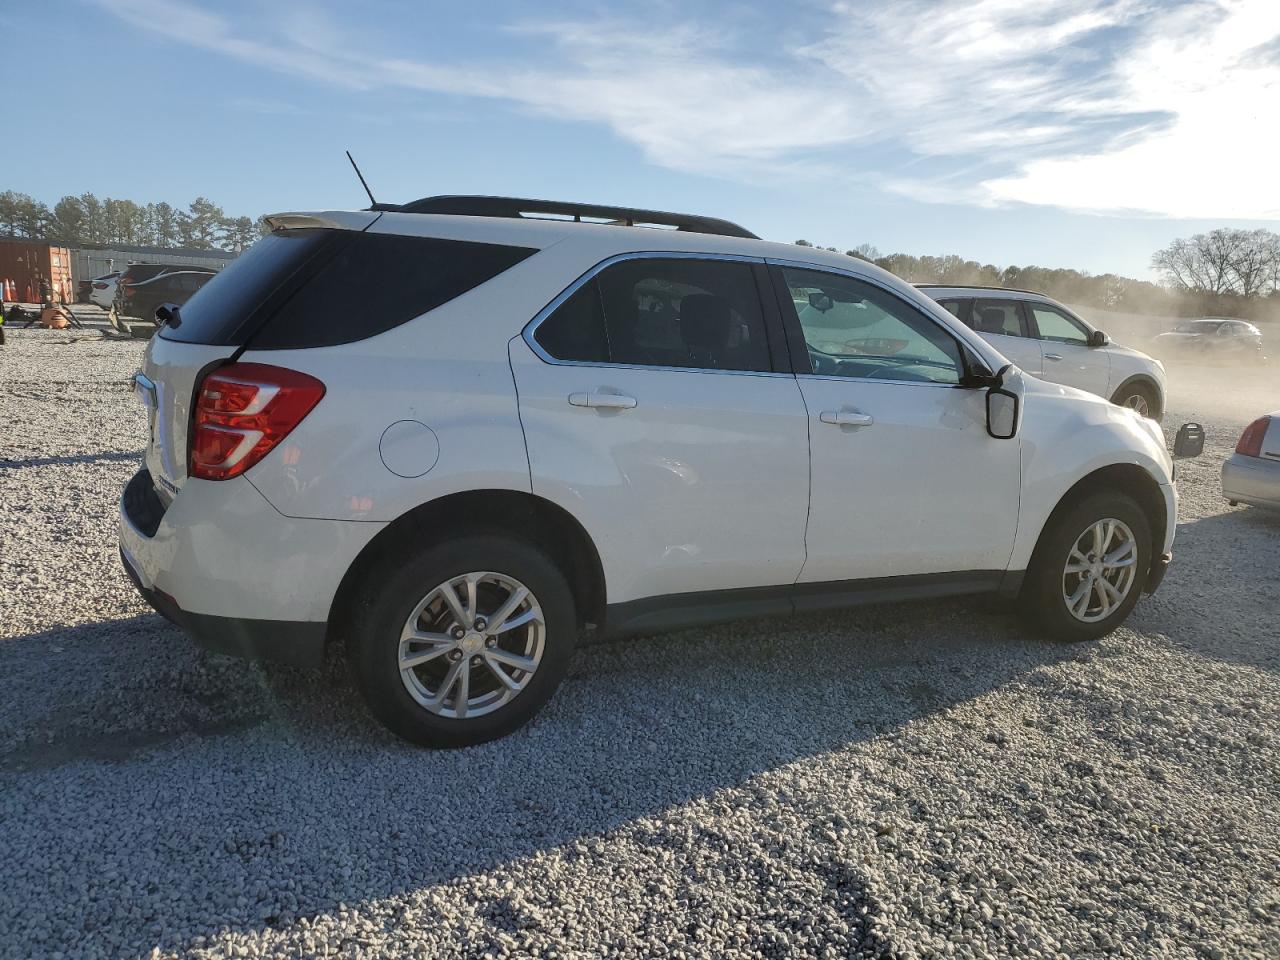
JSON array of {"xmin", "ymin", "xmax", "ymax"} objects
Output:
[
  {"xmin": 398, "ymin": 572, "xmax": 545, "ymax": 718},
  {"xmin": 1124, "ymin": 394, "xmax": 1149, "ymax": 417},
  {"xmin": 1062, "ymin": 518, "xmax": 1138, "ymax": 623}
]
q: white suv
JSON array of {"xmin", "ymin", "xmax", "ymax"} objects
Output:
[
  {"xmin": 920, "ymin": 286, "xmax": 1167, "ymax": 421},
  {"xmin": 120, "ymin": 197, "xmax": 1192, "ymax": 746}
]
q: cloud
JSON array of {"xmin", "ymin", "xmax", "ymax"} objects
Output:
[{"xmin": 96, "ymin": 0, "xmax": 1280, "ymax": 219}]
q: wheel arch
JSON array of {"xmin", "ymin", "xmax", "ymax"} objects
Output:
[
  {"xmin": 1033, "ymin": 463, "xmax": 1167, "ymax": 573},
  {"xmin": 1109, "ymin": 374, "xmax": 1164, "ymax": 420},
  {"xmin": 326, "ymin": 489, "xmax": 607, "ymax": 647}
]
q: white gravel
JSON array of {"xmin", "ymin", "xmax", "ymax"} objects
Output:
[{"xmin": 1, "ymin": 326, "xmax": 1277, "ymax": 959}]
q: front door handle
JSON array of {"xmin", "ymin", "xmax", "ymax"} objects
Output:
[
  {"xmin": 568, "ymin": 391, "xmax": 638, "ymax": 410},
  {"xmin": 1044, "ymin": 353, "xmax": 1063, "ymax": 361},
  {"xmin": 819, "ymin": 410, "xmax": 874, "ymax": 427}
]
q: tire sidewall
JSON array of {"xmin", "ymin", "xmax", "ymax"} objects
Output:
[
  {"xmin": 350, "ymin": 535, "xmax": 577, "ymax": 747},
  {"xmin": 1021, "ymin": 493, "xmax": 1151, "ymax": 642}
]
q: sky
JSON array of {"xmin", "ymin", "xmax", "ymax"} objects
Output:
[{"xmin": 4, "ymin": 0, "xmax": 1279, "ymax": 278}]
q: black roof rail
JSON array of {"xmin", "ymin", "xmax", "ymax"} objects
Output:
[
  {"xmin": 379, "ymin": 195, "xmax": 759, "ymax": 240},
  {"xmin": 915, "ymin": 283, "xmax": 1049, "ymax": 296}
]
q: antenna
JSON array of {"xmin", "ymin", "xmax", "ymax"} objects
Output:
[{"xmin": 346, "ymin": 150, "xmax": 377, "ymax": 208}]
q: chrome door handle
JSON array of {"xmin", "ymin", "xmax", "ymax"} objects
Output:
[
  {"xmin": 1044, "ymin": 353, "xmax": 1063, "ymax": 361},
  {"xmin": 568, "ymin": 391, "xmax": 638, "ymax": 410},
  {"xmin": 819, "ymin": 410, "xmax": 874, "ymax": 427}
]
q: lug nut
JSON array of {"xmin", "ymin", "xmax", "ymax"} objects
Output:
[
  {"xmin": 474, "ymin": 618, "xmax": 487, "ymax": 631},
  {"xmin": 485, "ymin": 637, "xmax": 496, "ymax": 648},
  {"xmin": 448, "ymin": 651, "xmax": 461, "ymax": 662},
  {"xmin": 451, "ymin": 626, "xmax": 465, "ymax": 640},
  {"xmin": 471, "ymin": 656, "xmax": 482, "ymax": 667}
]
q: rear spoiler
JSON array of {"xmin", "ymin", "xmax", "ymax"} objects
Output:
[{"xmin": 262, "ymin": 211, "xmax": 380, "ymax": 233}]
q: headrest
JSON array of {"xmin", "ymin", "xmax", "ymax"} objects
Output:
[
  {"xmin": 680, "ymin": 294, "xmax": 734, "ymax": 350},
  {"xmin": 977, "ymin": 308, "xmax": 1008, "ymax": 333}
]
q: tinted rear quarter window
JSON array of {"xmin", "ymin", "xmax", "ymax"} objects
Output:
[{"xmin": 163, "ymin": 230, "xmax": 537, "ymax": 348}]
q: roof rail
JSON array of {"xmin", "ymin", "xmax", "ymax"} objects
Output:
[
  {"xmin": 380, "ymin": 195, "xmax": 759, "ymax": 240},
  {"xmin": 915, "ymin": 283, "xmax": 1048, "ymax": 296}
]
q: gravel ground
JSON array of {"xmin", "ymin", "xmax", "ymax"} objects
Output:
[{"xmin": 1, "ymin": 326, "xmax": 1277, "ymax": 959}]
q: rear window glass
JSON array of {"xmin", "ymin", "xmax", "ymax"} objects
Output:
[
  {"xmin": 163, "ymin": 230, "xmax": 537, "ymax": 348},
  {"xmin": 160, "ymin": 231, "xmax": 334, "ymax": 345}
]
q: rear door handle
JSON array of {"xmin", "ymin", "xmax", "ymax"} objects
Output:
[
  {"xmin": 1044, "ymin": 353, "xmax": 1063, "ymax": 361},
  {"xmin": 568, "ymin": 391, "xmax": 638, "ymax": 410},
  {"xmin": 819, "ymin": 410, "xmax": 874, "ymax": 427}
]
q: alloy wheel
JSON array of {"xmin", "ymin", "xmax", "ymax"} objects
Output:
[
  {"xmin": 1122, "ymin": 393, "xmax": 1150, "ymax": 417},
  {"xmin": 398, "ymin": 572, "xmax": 545, "ymax": 718},
  {"xmin": 1061, "ymin": 518, "xmax": 1139, "ymax": 623}
]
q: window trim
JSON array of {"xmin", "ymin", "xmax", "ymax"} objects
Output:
[
  {"xmin": 764, "ymin": 260, "xmax": 978, "ymax": 389},
  {"xmin": 522, "ymin": 251, "xmax": 792, "ymax": 378}
]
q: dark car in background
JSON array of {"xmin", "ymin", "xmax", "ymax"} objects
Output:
[
  {"xmin": 1152, "ymin": 318, "xmax": 1265, "ymax": 363},
  {"xmin": 117, "ymin": 270, "xmax": 215, "ymax": 322}
]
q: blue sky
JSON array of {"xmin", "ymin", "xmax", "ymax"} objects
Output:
[{"xmin": 4, "ymin": 0, "xmax": 1278, "ymax": 278}]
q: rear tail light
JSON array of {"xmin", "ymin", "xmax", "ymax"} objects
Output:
[
  {"xmin": 123, "ymin": 285, "xmax": 135, "ymax": 298},
  {"xmin": 190, "ymin": 363, "xmax": 325, "ymax": 480},
  {"xmin": 1235, "ymin": 416, "xmax": 1270, "ymax": 458},
  {"xmin": 93, "ymin": 282, "xmax": 108, "ymax": 289}
]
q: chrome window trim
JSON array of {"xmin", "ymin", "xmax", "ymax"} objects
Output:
[{"xmin": 522, "ymin": 251, "xmax": 783, "ymax": 376}]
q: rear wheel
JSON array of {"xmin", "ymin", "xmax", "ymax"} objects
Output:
[
  {"xmin": 1019, "ymin": 492, "xmax": 1150, "ymax": 642},
  {"xmin": 1112, "ymin": 382, "xmax": 1158, "ymax": 420},
  {"xmin": 349, "ymin": 535, "xmax": 577, "ymax": 747}
]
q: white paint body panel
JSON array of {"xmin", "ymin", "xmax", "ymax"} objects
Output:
[
  {"xmin": 795, "ymin": 375, "xmax": 1022, "ymax": 581},
  {"xmin": 509, "ymin": 336, "xmax": 810, "ymax": 603},
  {"xmin": 119, "ymin": 474, "xmax": 384, "ymax": 622}
]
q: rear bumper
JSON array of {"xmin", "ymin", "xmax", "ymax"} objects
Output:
[
  {"xmin": 119, "ymin": 467, "xmax": 384, "ymax": 665},
  {"xmin": 1222, "ymin": 453, "xmax": 1280, "ymax": 510},
  {"xmin": 120, "ymin": 547, "xmax": 326, "ymax": 666}
]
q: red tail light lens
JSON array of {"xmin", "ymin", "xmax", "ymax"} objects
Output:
[
  {"xmin": 1236, "ymin": 416, "xmax": 1270, "ymax": 458},
  {"xmin": 93, "ymin": 282, "xmax": 108, "ymax": 289},
  {"xmin": 190, "ymin": 363, "xmax": 325, "ymax": 480},
  {"xmin": 123, "ymin": 285, "xmax": 135, "ymax": 297}
]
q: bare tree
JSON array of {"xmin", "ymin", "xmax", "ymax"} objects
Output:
[{"xmin": 1152, "ymin": 228, "xmax": 1280, "ymax": 296}]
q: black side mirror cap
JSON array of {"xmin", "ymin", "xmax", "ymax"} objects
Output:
[
  {"xmin": 1173, "ymin": 422, "xmax": 1205, "ymax": 458},
  {"xmin": 1088, "ymin": 330, "xmax": 1110, "ymax": 347},
  {"xmin": 154, "ymin": 302, "xmax": 181, "ymax": 328}
]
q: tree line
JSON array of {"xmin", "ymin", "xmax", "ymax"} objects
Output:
[
  {"xmin": 798, "ymin": 227, "xmax": 1280, "ymax": 323},
  {"xmin": 0, "ymin": 190, "xmax": 266, "ymax": 253}
]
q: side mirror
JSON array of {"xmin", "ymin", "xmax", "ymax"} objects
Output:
[
  {"xmin": 154, "ymin": 302, "xmax": 181, "ymax": 328},
  {"xmin": 1088, "ymin": 330, "xmax": 1110, "ymax": 347},
  {"xmin": 1173, "ymin": 422, "xmax": 1205, "ymax": 458},
  {"xmin": 808, "ymin": 292, "xmax": 833, "ymax": 312},
  {"xmin": 986, "ymin": 387, "xmax": 1019, "ymax": 439}
]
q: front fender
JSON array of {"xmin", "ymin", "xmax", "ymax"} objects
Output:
[{"xmin": 1009, "ymin": 379, "xmax": 1175, "ymax": 571}]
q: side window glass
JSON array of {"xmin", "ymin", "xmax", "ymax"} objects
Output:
[
  {"xmin": 936, "ymin": 299, "xmax": 966, "ymax": 321},
  {"xmin": 536, "ymin": 258, "xmax": 771, "ymax": 372},
  {"xmin": 533, "ymin": 282, "xmax": 609, "ymax": 363},
  {"xmin": 1031, "ymin": 305, "xmax": 1088, "ymax": 345},
  {"xmin": 781, "ymin": 268, "xmax": 962, "ymax": 384},
  {"xmin": 971, "ymin": 299, "xmax": 1025, "ymax": 338}
]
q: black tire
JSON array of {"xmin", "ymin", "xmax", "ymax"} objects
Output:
[
  {"xmin": 1018, "ymin": 492, "xmax": 1151, "ymax": 643},
  {"xmin": 1111, "ymin": 382, "xmax": 1159, "ymax": 421},
  {"xmin": 348, "ymin": 534, "xmax": 577, "ymax": 747}
]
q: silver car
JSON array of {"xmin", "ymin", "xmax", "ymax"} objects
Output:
[{"xmin": 1223, "ymin": 412, "xmax": 1280, "ymax": 510}]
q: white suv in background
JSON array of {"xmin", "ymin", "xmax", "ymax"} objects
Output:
[
  {"xmin": 120, "ymin": 197, "xmax": 1197, "ymax": 747},
  {"xmin": 921, "ymin": 286, "xmax": 1167, "ymax": 420}
]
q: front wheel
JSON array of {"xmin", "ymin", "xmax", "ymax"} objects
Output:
[
  {"xmin": 1112, "ymin": 383, "xmax": 1159, "ymax": 421},
  {"xmin": 1019, "ymin": 493, "xmax": 1151, "ymax": 642},
  {"xmin": 348, "ymin": 535, "xmax": 577, "ymax": 747}
]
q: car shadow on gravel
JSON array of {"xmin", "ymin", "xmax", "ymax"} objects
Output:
[
  {"xmin": 1, "ymin": 599, "xmax": 1083, "ymax": 956},
  {"xmin": 1132, "ymin": 506, "xmax": 1280, "ymax": 674}
]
